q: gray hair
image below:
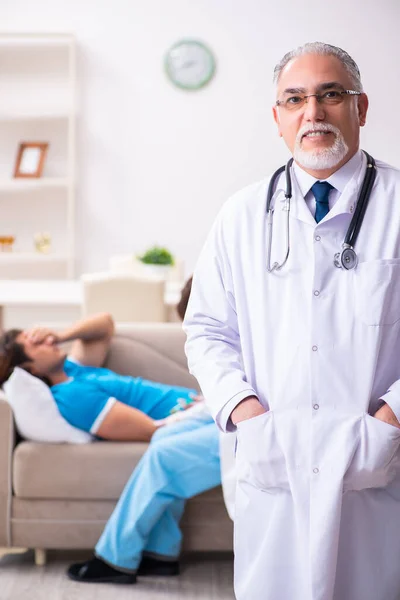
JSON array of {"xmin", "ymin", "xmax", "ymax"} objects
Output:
[{"xmin": 273, "ymin": 42, "xmax": 363, "ymax": 92}]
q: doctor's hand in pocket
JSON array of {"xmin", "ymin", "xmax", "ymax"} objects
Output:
[
  {"xmin": 373, "ymin": 402, "xmax": 400, "ymax": 429},
  {"xmin": 231, "ymin": 396, "xmax": 267, "ymax": 426}
]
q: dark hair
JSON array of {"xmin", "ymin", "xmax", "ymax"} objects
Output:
[
  {"xmin": 0, "ymin": 329, "xmax": 32, "ymax": 386},
  {"xmin": 176, "ymin": 276, "xmax": 193, "ymax": 321}
]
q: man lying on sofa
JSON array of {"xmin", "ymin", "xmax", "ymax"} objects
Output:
[
  {"xmin": 0, "ymin": 282, "xmax": 222, "ymax": 585},
  {"xmin": 0, "ymin": 312, "xmax": 204, "ymax": 441}
]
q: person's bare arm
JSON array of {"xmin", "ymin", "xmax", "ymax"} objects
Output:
[
  {"xmin": 25, "ymin": 313, "xmax": 115, "ymax": 367},
  {"xmin": 230, "ymin": 395, "xmax": 267, "ymax": 425},
  {"xmin": 373, "ymin": 402, "xmax": 400, "ymax": 429},
  {"xmin": 95, "ymin": 401, "xmax": 162, "ymax": 442},
  {"xmin": 65, "ymin": 313, "xmax": 115, "ymax": 367}
]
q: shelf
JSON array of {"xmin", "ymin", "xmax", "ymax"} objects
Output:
[
  {"xmin": 0, "ymin": 34, "xmax": 74, "ymax": 48},
  {"xmin": 0, "ymin": 33, "xmax": 76, "ymax": 280},
  {"xmin": 0, "ymin": 178, "xmax": 72, "ymax": 192},
  {"xmin": 0, "ymin": 112, "xmax": 72, "ymax": 122},
  {"xmin": 0, "ymin": 253, "xmax": 68, "ymax": 263}
]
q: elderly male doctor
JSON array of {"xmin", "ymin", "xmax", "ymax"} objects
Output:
[{"xmin": 184, "ymin": 41, "xmax": 400, "ymax": 600}]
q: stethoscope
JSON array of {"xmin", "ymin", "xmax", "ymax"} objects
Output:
[{"xmin": 266, "ymin": 150, "xmax": 376, "ymax": 272}]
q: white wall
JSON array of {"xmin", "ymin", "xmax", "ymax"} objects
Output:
[{"xmin": 1, "ymin": 0, "xmax": 399, "ymax": 277}]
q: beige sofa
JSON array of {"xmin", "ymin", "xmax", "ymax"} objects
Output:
[{"xmin": 0, "ymin": 324, "xmax": 233, "ymax": 565}]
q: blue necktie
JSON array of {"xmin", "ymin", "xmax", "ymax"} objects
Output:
[{"xmin": 311, "ymin": 181, "xmax": 333, "ymax": 223}]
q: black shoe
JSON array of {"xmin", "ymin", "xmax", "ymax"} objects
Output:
[
  {"xmin": 137, "ymin": 555, "xmax": 180, "ymax": 577},
  {"xmin": 67, "ymin": 556, "xmax": 137, "ymax": 584}
]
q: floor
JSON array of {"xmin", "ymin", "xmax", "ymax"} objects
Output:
[{"xmin": 0, "ymin": 550, "xmax": 235, "ymax": 600}]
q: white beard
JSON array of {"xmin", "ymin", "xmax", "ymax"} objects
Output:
[{"xmin": 293, "ymin": 123, "xmax": 349, "ymax": 171}]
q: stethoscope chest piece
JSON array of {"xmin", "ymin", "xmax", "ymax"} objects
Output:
[{"xmin": 333, "ymin": 246, "xmax": 358, "ymax": 270}]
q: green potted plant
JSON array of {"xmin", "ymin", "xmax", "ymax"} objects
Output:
[{"xmin": 137, "ymin": 245, "xmax": 175, "ymax": 278}]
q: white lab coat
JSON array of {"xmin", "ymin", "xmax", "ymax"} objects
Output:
[
  {"xmin": 184, "ymin": 152, "xmax": 400, "ymax": 600},
  {"xmin": 219, "ymin": 431, "xmax": 237, "ymax": 520}
]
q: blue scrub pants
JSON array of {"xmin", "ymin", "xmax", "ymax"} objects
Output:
[{"xmin": 95, "ymin": 414, "xmax": 221, "ymax": 572}]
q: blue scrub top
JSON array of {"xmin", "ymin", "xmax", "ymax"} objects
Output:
[{"xmin": 51, "ymin": 358, "xmax": 197, "ymax": 434}]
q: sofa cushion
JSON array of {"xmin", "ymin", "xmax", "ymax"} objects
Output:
[
  {"xmin": 104, "ymin": 328, "xmax": 200, "ymax": 390},
  {"xmin": 13, "ymin": 441, "xmax": 148, "ymax": 500},
  {"xmin": 10, "ymin": 489, "xmax": 232, "ymax": 551}
]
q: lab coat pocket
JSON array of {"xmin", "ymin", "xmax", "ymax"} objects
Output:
[
  {"xmin": 236, "ymin": 411, "xmax": 289, "ymax": 492},
  {"xmin": 354, "ymin": 259, "xmax": 400, "ymax": 326},
  {"xmin": 344, "ymin": 413, "xmax": 400, "ymax": 492}
]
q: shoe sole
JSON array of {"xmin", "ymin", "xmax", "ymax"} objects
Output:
[
  {"xmin": 67, "ymin": 572, "xmax": 136, "ymax": 584},
  {"xmin": 137, "ymin": 569, "xmax": 180, "ymax": 577}
]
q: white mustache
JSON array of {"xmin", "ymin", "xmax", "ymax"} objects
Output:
[
  {"xmin": 293, "ymin": 120, "xmax": 349, "ymax": 171},
  {"xmin": 296, "ymin": 123, "xmax": 341, "ymax": 143}
]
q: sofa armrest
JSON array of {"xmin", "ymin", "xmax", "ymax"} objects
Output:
[
  {"xmin": 104, "ymin": 323, "xmax": 200, "ymax": 390},
  {"xmin": 0, "ymin": 398, "xmax": 14, "ymax": 546}
]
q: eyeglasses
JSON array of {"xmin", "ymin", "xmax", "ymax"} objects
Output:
[{"xmin": 276, "ymin": 90, "xmax": 361, "ymax": 111}]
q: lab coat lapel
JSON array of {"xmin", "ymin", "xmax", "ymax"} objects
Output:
[
  {"xmin": 289, "ymin": 169, "xmax": 317, "ymax": 227},
  {"xmin": 325, "ymin": 153, "xmax": 366, "ymax": 222}
]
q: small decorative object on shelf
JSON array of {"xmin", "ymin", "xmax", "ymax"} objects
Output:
[
  {"xmin": 0, "ymin": 236, "xmax": 15, "ymax": 251},
  {"xmin": 34, "ymin": 232, "xmax": 51, "ymax": 254},
  {"xmin": 14, "ymin": 142, "xmax": 49, "ymax": 178},
  {"xmin": 137, "ymin": 246, "xmax": 175, "ymax": 279}
]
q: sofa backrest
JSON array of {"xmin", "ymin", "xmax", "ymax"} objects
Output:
[{"xmin": 104, "ymin": 323, "xmax": 199, "ymax": 391}]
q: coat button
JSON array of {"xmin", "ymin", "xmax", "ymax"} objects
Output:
[
  {"xmin": 314, "ymin": 290, "xmax": 320, "ymax": 296},
  {"xmin": 315, "ymin": 235, "xmax": 321, "ymax": 241},
  {"xmin": 313, "ymin": 468, "xmax": 319, "ymax": 474},
  {"xmin": 312, "ymin": 345, "xmax": 318, "ymax": 352},
  {"xmin": 313, "ymin": 404, "xmax": 319, "ymax": 410}
]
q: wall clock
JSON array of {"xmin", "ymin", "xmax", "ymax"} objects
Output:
[{"xmin": 165, "ymin": 40, "xmax": 216, "ymax": 90}]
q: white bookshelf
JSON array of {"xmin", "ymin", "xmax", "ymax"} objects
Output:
[
  {"xmin": 0, "ymin": 113, "xmax": 71, "ymax": 121},
  {"xmin": 0, "ymin": 253, "xmax": 67, "ymax": 262},
  {"xmin": 0, "ymin": 177, "xmax": 71, "ymax": 191},
  {"xmin": 0, "ymin": 32, "xmax": 76, "ymax": 279}
]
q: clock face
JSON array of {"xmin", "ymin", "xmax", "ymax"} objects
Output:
[{"xmin": 165, "ymin": 40, "xmax": 216, "ymax": 90}]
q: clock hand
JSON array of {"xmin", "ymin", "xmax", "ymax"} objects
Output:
[{"xmin": 181, "ymin": 60, "xmax": 196, "ymax": 69}]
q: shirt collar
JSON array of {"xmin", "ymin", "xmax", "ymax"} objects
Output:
[{"xmin": 293, "ymin": 150, "xmax": 363, "ymax": 197}]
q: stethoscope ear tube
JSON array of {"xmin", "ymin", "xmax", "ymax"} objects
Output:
[
  {"xmin": 343, "ymin": 152, "xmax": 376, "ymax": 249},
  {"xmin": 266, "ymin": 165, "xmax": 286, "ymax": 213},
  {"xmin": 284, "ymin": 158, "xmax": 294, "ymax": 199},
  {"xmin": 334, "ymin": 151, "xmax": 376, "ymax": 270},
  {"xmin": 266, "ymin": 160, "xmax": 293, "ymax": 272}
]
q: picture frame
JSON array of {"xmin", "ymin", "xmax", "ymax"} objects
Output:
[{"xmin": 14, "ymin": 142, "xmax": 49, "ymax": 178}]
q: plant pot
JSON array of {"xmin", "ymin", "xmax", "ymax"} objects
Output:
[{"xmin": 140, "ymin": 264, "xmax": 172, "ymax": 280}]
